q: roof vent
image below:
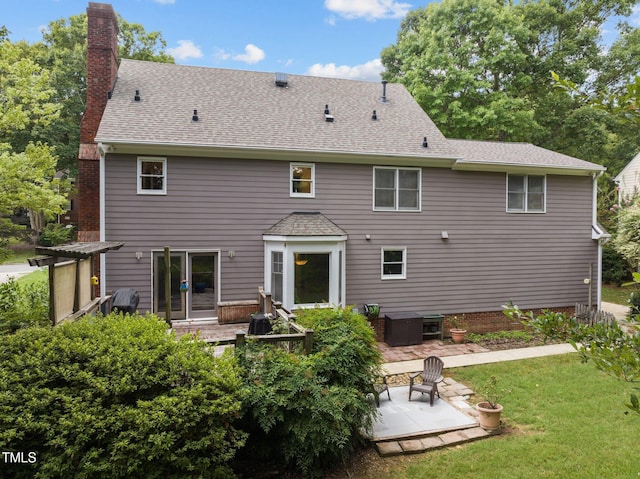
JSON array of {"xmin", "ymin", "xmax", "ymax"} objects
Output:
[
  {"xmin": 275, "ymin": 72, "xmax": 289, "ymax": 87},
  {"xmin": 372, "ymin": 110, "xmax": 377, "ymax": 120},
  {"xmin": 422, "ymin": 136, "xmax": 429, "ymax": 148},
  {"xmin": 192, "ymin": 109, "xmax": 199, "ymax": 122},
  {"xmin": 324, "ymin": 104, "xmax": 334, "ymax": 122},
  {"xmin": 380, "ymin": 80, "xmax": 388, "ymax": 103},
  {"xmin": 134, "ymin": 90, "xmax": 140, "ymax": 102}
]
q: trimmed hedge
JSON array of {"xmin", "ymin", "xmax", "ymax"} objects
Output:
[
  {"xmin": 0, "ymin": 278, "xmax": 49, "ymax": 334},
  {"xmin": 0, "ymin": 313, "xmax": 246, "ymax": 479}
]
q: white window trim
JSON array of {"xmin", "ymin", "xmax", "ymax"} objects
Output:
[
  {"xmin": 137, "ymin": 157, "xmax": 167, "ymax": 195},
  {"xmin": 373, "ymin": 166, "xmax": 421, "ymax": 212},
  {"xmin": 290, "ymin": 162, "xmax": 315, "ymax": 198},
  {"xmin": 381, "ymin": 247, "xmax": 407, "ymax": 280},
  {"xmin": 264, "ymin": 238, "xmax": 346, "ymax": 310},
  {"xmin": 506, "ymin": 174, "xmax": 546, "ymax": 213}
]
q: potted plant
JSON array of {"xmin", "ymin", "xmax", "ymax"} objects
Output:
[
  {"xmin": 448, "ymin": 315, "xmax": 467, "ymax": 343},
  {"xmin": 476, "ymin": 375, "xmax": 508, "ymax": 431},
  {"xmin": 364, "ymin": 304, "xmax": 380, "ymax": 320}
]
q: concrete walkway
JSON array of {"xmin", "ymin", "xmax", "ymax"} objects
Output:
[
  {"xmin": 0, "ymin": 264, "xmax": 41, "ymax": 284},
  {"xmin": 382, "ymin": 342, "xmax": 576, "ymax": 376}
]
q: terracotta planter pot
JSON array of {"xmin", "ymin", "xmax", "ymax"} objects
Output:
[
  {"xmin": 476, "ymin": 401, "xmax": 503, "ymax": 430},
  {"xmin": 450, "ymin": 329, "xmax": 467, "ymax": 344}
]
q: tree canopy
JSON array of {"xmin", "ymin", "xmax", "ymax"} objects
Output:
[
  {"xmin": 381, "ymin": 0, "xmax": 640, "ymax": 173},
  {"xmin": 0, "ymin": 12, "xmax": 173, "ymax": 261}
]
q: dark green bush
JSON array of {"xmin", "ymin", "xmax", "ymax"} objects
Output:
[
  {"xmin": 237, "ymin": 307, "xmax": 382, "ymax": 478},
  {"xmin": 602, "ymin": 244, "xmax": 632, "ymax": 286},
  {"xmin": 0, "ymin": 313, "xmax": 247, "ymax": 478},
  {"xmin": 0, "ymin": 277, "xmax": 49, "ymax": 334}
]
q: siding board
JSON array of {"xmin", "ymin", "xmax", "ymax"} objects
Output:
[{"xmin": 105, "ymin": 155, "xmax": 598, "ymax": 316}]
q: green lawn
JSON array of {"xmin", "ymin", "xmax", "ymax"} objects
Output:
[
  {"xmin": 16, "ymin": 269, "xmax": 48, "ymax": 286},
  {"xmin": 343, "ymin": 355, "xmax": 638, "ymax": 479},
  {"xmin": 602, "ymin": 283, "xmax": 636, "ymax": 306}
]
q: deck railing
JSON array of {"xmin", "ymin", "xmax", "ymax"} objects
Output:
[{"xmin": 204, "ymin": 288, "xmax": 314, "ymax": 354}]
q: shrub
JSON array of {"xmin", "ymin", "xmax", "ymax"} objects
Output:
[
  {"xmin": 0, "ymin": 313, "xmax": 247, "ymax": 478},
  {"xmin": 38, "ymin": 223, "xmax": 74, "ymax": 247},
  {"xmin": 602, "ymin": 244, "xmax": 632, "ymax": 286},
  {"xmin": 0, "ymin": 277, "xmax": 49, "ymax": 334},
  {"xmin": 237, "ymin": 307, "xmax": 382, "ymax": 478}
]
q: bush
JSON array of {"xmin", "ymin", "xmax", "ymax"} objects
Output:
[
  {"xmin": 0, "ymin": 277, "xmax": 49, "ymax": 334},
  {"xmin": 237, "ymin": 307, "xmax": 382, "ymax": 478},
  {"xmin": 0, "ymin": 313, "xmax": 247, "ymax": 478},
  {"xmin": 38, "ymin": 223, "xmax": 74, "ymax": 247},
  {"xmin": 602, "ymin": 244, "xmax": 632, "ymax": 286}
]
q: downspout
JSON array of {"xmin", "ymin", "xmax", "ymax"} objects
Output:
[
  {"xmin": 592, "ymin": 171, "xmax": 605, "ymax": 309},
  {"xmin": 98, "ymin": 142, "xmax": 108, "ymax": 298}
]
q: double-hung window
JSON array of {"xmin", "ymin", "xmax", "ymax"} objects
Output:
[
  {"xmin": 507, "ymin": 174, "xmax": 545, "ymax": 212},
  {"xmin": 290, "ymin": 163, "xmax": 315, "ymax": 197},
  {"xmin": 381, "ymin": 248, "xmax": 407, "ymax": 280},
  {"xmin": 137, "ymin": 157, "xmax": 167, "ymax": 195},
  {"xmin": 374, "ymin": 167, "xmax": 420, "ymax": 211}
]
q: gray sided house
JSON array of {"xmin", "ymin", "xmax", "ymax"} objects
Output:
[{"xmin": 92, "ymin": 60, "xmax": 607, "ymax": 328}]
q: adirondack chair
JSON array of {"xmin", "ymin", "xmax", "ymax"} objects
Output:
[
  {"xmin": 408, "ymin": 356, "xmax": 444, "ymax": 406},
  {"xmin": 371, "ymin": 375, "xmax": 391, "ymax": 407}
]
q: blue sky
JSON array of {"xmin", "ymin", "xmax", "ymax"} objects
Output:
[
  {"xmin": 2, "ymin": 0, "xmax": 639, "ymax": 82},
  {"xmin": 2, "ymin": 0, "xmax": 417, "ymax": 81}
]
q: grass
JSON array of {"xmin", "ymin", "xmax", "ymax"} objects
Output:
[
  {"xmin": 333, "ymin": 355, "xmax": 639, "ymax": 479},
  {"xmin": 3, "ymin": 245, "xmax": 35, "ymax": 265},
  {"xmin": 16, "ymin": 269, "xmax": 48, "ymax": 287},
  {"xmin": 602, "ymin": 283, "xmax": 636, "ymax": 306}
]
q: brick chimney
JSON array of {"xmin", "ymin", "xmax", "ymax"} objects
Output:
[{"xmin": 77, "ymin": 2, "xmax": 118, "ymax": 242}]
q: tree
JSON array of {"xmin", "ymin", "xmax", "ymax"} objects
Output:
[
  {"xmin": 0, "ymin": 13, "xmax": 173, "ymax": 260},
  {"xmin": 0, "ymin": 143, "xmax": 72, "ymax": 258},
  {"xmin": 381, "ymin": 0, "xmax": 640, "ymax": 170},
  {"xmin": 612, "ymin": 196, "xmax": 640, "ymax": 268},
  {"xmin": 0, "ymin": 36, "xmax": 60, "ymax": 145},
  {"xmin": 36, "ymin": 14, "xmax": 174, "ymax": 173}
]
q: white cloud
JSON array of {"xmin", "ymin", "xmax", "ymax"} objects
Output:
[
  {"xmin": 153, "ymin": 0, "xmax": 176, "ymax": 4},
  {"xmin": 324, "ymin": 0, "xmax": 412, "ymax": 21},
  {"xmin": 306, "ymin": 58, "xmax": 384, "ymax": 82},
  {"xmin": 232, "ymin": 44, "xmax": 266, "ymax": 64},
  {"xmin": 166, "ymin": 40, "xmax": 203, "ymax": 61},
  {"xmin": 213, "ymin": 48, "xmax": 232, "ymax": 62}
]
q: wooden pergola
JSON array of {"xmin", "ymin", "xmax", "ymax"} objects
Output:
[{"xmin": 29, "ymin": 241, "xmax": 124, "ymax": 325}]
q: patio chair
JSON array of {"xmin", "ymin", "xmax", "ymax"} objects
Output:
[
  {"xmin": 409, "ymin": 356, "xmax": 444, "ymax": 406},
  {"xmin": 370, "ymin": 375, "xmax": 391, "ymax": 407}
]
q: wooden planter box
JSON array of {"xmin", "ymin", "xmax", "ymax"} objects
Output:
[{"xmin": 217, "ymin": 300, "xmax": 260, "ymax": 324}]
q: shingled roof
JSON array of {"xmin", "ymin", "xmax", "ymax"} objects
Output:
[
  {"xmin": 95, "ymin": 59, "xmax": 605, "ymax": 175},
  {"xmin": 264, "ymin": 212, "xmax": 347, "ymax": 237},
  {"xmin": 95, "ymin": 60, "xmax": 457, "ymax": 161},
  {"xmin": 449, "ymin": 139, "xmax": 605, "ymax": 174}
]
